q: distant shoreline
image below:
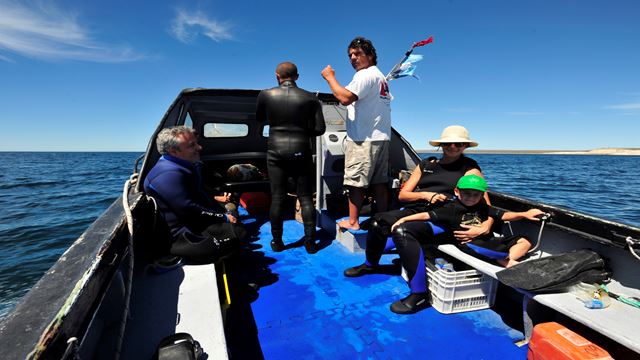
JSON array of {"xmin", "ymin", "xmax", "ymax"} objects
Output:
[{"xmin": 416, "ymin": 148, "xmax": 640, "ymax": 156}]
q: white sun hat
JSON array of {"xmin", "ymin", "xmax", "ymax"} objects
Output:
[{"xmin": 429, "ymin": 125, "xmax": 478, "ymax": 147}]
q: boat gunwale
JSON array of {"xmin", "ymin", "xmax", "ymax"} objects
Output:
[
  {"xmin": 0, "ymin": 193, "xmax": 143, "ymax": 359},
  {"xmin": 2, "ymin": 88, "xmax": 639, "ymax": 358},
  {"xmin": 489, "ymin": 191, "xmax": 640, "ymax": 249}
]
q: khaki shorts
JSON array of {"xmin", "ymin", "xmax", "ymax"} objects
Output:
[{"xmin": 343, "ymin": 140, "xmax": 389, "ymax": 188}]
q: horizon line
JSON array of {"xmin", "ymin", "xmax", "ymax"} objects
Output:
[{"xmin": 2, "ymin": 147, "xmax": 640, "ymax": 154}]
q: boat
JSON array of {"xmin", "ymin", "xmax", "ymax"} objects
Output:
[{"xmin": 1, "ymin": 88, "xmax": 639, "ymax": 359}]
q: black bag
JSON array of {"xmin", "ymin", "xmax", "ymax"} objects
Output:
[
  {"xmin": 496, "ymin": 249, "xmax": 611, "ymax": 293},
  {"xmin": 155, "ymin": 333, "xmax": 203, "ymax": 360},
  {"xmin": 135, "ymin": 197, "xmax": 174, "ymax": 262}
]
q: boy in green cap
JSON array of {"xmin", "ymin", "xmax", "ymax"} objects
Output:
[{"xmin": 392, "ymin": 174, "xmax": 544, "ymax": 267}]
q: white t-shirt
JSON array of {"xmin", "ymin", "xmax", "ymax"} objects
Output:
[{"xmin": 345, "ymin": 65, "xmax": 392, "ymax": 141}]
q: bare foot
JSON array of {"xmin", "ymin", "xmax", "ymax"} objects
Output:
[
  {"xmin": 338, "ymin": 219, "xmax": 360, "ymax": 231},
  {"xmin": 498, "ymin": 258, "xmax": 520, "ymax": 268}
]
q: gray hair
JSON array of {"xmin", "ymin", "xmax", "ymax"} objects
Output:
[{"xmin": 156, "ymin": 126, "xmax": 196, "ymax": 155}]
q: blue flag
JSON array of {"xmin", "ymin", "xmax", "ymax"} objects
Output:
[{"xmin": 387, "ymin": 54, "xmax": 424, "ymax": 80}]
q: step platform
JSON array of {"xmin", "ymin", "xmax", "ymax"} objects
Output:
[{"xmin": 335, "ymin": 217, "xmax": 369, "ymax": 253}]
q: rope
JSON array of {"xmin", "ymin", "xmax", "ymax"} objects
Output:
[
  {"xmin": 123, "ymin": 173, "xmax": 138, "ymax": 234},
  {"xmin": 61, "ymin": 337, "xmax": 79, "ymax": 359},
  {"xmin": 626, "ymin": 236, "xmax": 640, "ymax": 261},
  {"xmin": 600, "ymin": 284, "xmax": 640, "ymax": 309},
  {"xmin": 113, "ymin": 172, "xmax": 138, "ymax": 360}
]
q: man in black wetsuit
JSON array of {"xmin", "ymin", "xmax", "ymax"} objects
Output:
[
  {"xmin": 144, "ymin": 126, "xmax": 246, "ymax": 263},
  {"xmin": 256, "ymin": 62, "xmax": 326, "ymax": 254}
]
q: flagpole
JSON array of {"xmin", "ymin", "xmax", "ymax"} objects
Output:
[
  {"xmin": 385, "ymin": 36, "xmax": 433, "ymax": 81},
  {"xmin": 386, "ymin": 45, "xmax": 418, "ymax": 81}
]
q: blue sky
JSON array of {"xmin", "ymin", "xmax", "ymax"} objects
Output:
[{"xmin": 1, "ymin": 0, "xmax": 638, "ymax": 151}]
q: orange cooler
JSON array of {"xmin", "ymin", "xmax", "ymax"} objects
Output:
[{"xmin": 527, "ymin": 322, "xmax": 613, "ymax": 360}]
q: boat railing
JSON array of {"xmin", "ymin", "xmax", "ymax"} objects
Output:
[{"xmin": 0, "ymin": 192, "xmax": 145, "ymax": 359}]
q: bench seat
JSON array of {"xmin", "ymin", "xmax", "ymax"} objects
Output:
[
  {"xmin": 436, "ymin": 243, "xmax": 640, "ymax": 353},
  {"xmin": 121, "ymin": 262, "xmax": 229, "ymax": 359},
  {"xmin": 175, "ymin": 263, "xmax": 229, "ymax": 359}
]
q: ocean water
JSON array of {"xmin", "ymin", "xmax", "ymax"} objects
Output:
[
  {"xmin": 0, "ymin": 152, "xmax": 639, "ymax": 320},
  {"xmin": 464, "ymin": 153, "xmax": 640, "ymax": 226},
  {"xmin": 0, "ymin": 152, "xmax": 143, "ymax": 320}
]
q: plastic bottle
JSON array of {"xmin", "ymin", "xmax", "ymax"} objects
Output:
[
  {"xmin": 442, "ymin": 263, "xmax": 455, "ymax": 272},
  {"xmin": 570, "ymin": 283, "xmax": 611, "ymax": 309},
  {"xmin": 435, "ymin": 258, "xmax": 447, "ymax": 270},
  {"xmin": 584, "ymin": 298, "xmax": 606, "ymax": 309}
]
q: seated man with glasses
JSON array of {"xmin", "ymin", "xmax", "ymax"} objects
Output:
[{"xmin": 144, "ymin": 126, "xmax": 247, "ymax": 263}]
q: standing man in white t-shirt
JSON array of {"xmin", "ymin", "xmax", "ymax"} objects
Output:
[{"xmin": 321, "ymin": 37, "xmax": 391, "ymax": 230}]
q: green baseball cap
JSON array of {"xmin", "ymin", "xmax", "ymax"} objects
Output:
[{"xmin": 456, "ymin": 175, "xmax": 488, "ymax": 192}]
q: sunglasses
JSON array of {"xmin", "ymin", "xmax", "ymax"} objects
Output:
[{"xmin": 441, "ymin": 142, "xmax": 468, "ymax": 147}]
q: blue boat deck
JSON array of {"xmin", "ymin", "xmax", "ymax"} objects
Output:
[{"xmin": 231, "ymin": 212, "xmax": 528, "ymax": 359}]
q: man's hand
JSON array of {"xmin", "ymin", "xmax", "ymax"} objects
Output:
[
  {"xmin": 322, "ymin": 65, "xmax": 356, "ymax": 105},
  {"xmin": 226, "ymin": 214, "xmax": 237, "ymax": 223},
  {"xmin": 214, "ymin": 192, "xmax": 232, "ymax": 203},
  {"xmin": 321, "ymin": 65, "xmax": 335, "ymax": 80}
]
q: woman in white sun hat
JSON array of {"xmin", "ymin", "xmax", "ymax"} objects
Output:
[{"xmin": 343, "ymin": 125, "xmax": 493, "ymax": 314}]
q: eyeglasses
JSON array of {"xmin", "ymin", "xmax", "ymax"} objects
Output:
[{"xmin": 441, "ymin": 142, "xmax": 468, "ymax": 147}]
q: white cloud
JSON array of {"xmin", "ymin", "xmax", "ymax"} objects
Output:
[
  {"xmin": 170, "ymin": 9, "xmax": 233, "ymax": 43},
  {"xmin": 605, "ymin": 102, "xmax": 640, "ymax": 110},
  {"xmin": 0, "ymin": 1, "xmax": 144, "ymax": 62}
]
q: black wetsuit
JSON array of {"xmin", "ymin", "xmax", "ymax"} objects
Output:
[
  {"xmin": 144, "ymin": 155, "xmax": 244, "ymax": 262},
  {"xmin": 144, "ymin": 155, "xmax": 227, "ymax": 238},
  {"xmin": 256, "ymin": 80, "xmax": 326, "ymax": 241},
  {"xmin": 365, "ymin": 155, "xmax": 481, "ymax": 265},
  {"xmin": 428, "ymin": 199, "xmax": 522, "ymax": 261},
  {"xmin": 365, "ymin": 156, "xmax": 480, "ymax": 293}
]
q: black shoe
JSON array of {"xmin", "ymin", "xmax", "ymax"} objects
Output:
[
  {"xmin": 302, "ymin": 226, "xmax": 318, "ymax": 254},
  {"xmin": 390, "ymin": 292, "xmax": 430, "ymax": 314},
  {"xmin": 270, "ymin": 239, "xmax": 285, "ymax": 252},
  {"xmin": 304, "ymin": 239, "xmax": 318, "ymax": 254},
  {"xmin": 344, "ymin": 263, "xmax": 378, "ymax": 277}
]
